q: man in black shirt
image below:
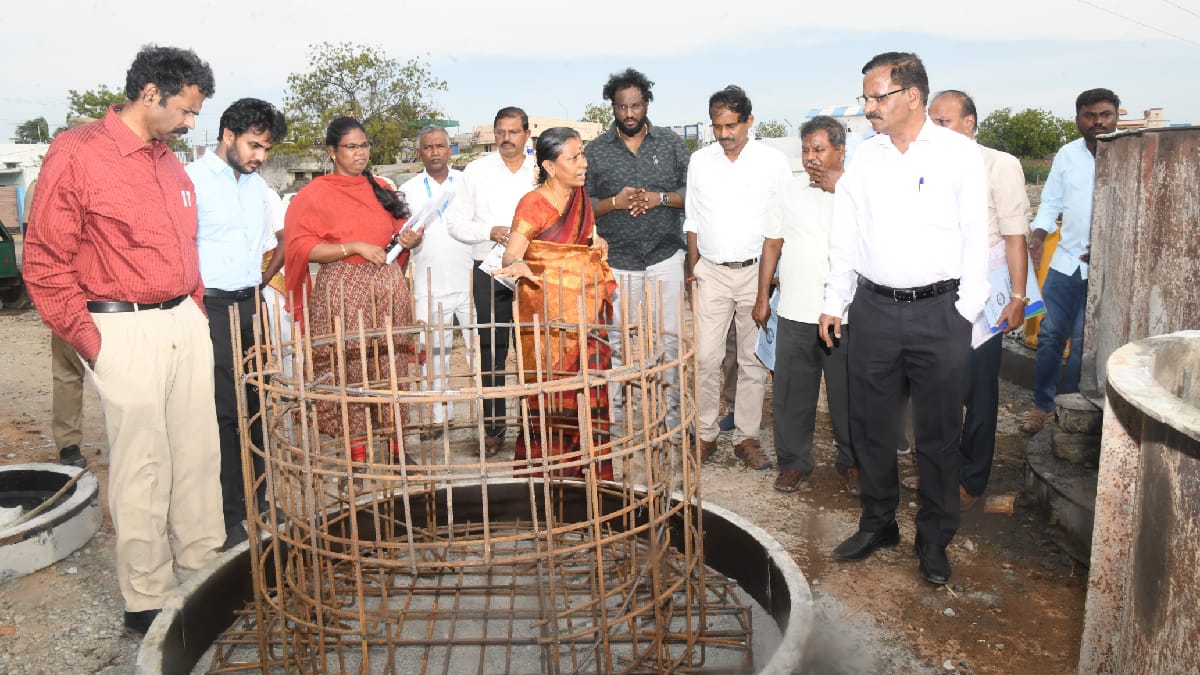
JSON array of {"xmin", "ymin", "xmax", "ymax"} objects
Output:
[{"xmin": 584, "ymin": 68, "xmax": 690, "ymax": 432}]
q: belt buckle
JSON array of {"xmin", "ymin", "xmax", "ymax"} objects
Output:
[{"xmin": 893, "ymin": 288, "xmax": 916, "ymax": 302}]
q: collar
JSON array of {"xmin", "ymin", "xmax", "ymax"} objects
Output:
[
  {"xmin": 607, "ymin": 118, "xmax": 656, "ymax": 145},
  {"xmin": 105, "ymin": 105, "xmax": 169, "ymax": 159}
]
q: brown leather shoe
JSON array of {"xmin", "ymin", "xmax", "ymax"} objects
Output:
[
  {"xmin": 1019, "ymin": 408, "xmax": 1054, "ymax": 435},
  {"xmin": 774, "ymin": 469, "xmax": 809, "ymax": 492},
  {"xmin": 960, "ymin": 484, "xmax": 979, "ymax": 511},
  {"xmin": 843, "ymin": 467, "xmax": 861, "ymax": 496},
  {"xmin": 698, "ymin": 438, "xmax": 718, "ymax": 462},
  {"xmin": 733, "ymin": 438, "xmax": 771, "ymax": 470}
]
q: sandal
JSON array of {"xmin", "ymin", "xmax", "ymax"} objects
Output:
[{"xmin": 1019, "ymin": 408, "xmax": 1054, "ymax": 435}]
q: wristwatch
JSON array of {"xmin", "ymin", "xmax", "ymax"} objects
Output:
[
  {"xmin": 1011, "ymin": 292, "xmax": 1031, "ymax": 306},
  {"xmin": 660, "ymin": 192, "xmax": 669, "ymax": 206}
]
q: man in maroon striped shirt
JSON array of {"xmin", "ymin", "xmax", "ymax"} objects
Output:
[{"xmin": 23, "ymin": 45, "xmax": 224, "ymax": 636}]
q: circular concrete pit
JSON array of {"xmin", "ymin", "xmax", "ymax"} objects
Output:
[{"xmin": 0, "ymin": 463, "xmax": 101, "ymax": 583}]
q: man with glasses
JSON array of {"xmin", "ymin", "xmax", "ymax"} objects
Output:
[
  {"xmin": 446, "ymin": 107, "xmax": 535, "ymax": 456},
  {"xmin": 1020, "ymin": 88, "xmax": 1120, "ymax": 435},
  {"xmin": 685, "ymin": 85, "xmax": 790, "ymax": 471},
  {"xmin": 819, "ymin": 52, "xmax": 987, "ymax": 586},
  {"xmin": 752, "ymin": 115, "xmax": 857, "ymax": 495},
  {"xmin": 188, "ymin": 97, "xmax": 288, "ymax": 550},
  {"xmin": 401, "ymin": 124, "xmax": 471, "ymax": 438},
  {"xmin": 583, "ymin": 68, "xmax": 690, "ymax": 432}
]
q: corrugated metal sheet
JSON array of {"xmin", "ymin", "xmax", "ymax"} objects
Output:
[{"xmin": 1081, "ymin": 127, "xmax": 1200, "ymax": 397}]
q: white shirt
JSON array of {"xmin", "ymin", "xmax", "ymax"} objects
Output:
[
  {"xmin": 823, "ymin": 119, "xmax": 989, "ymax": 321},
  {"xmin": 445, "ymin": 152, "xmax": 536, "ymax": 260},
  {"xmin": 764, "ymin": 178, "xmax": 841, "ymax": 323},
  {"xmin": 683, "ymin": 139, "xmax": 791, "ymax": 262},
  {"xmin": 400, "ymin": 169, "xmax": 472, "ymax": 300},
  {"xmin": 1029, "ymin": 138, "xmax": 1094, "ymax": 280}
]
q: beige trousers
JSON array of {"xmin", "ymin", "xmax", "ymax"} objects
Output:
[
  {"xmin": 693, "ymin": 258, "xmax": 766, "ymax": 443},
  {"xmin": 51, "ymin": 332, "xmax": 84, "ymax": 449},
  {"xmin": 86, "ymin": 299, "xmax": 224, "ymax": 611}
]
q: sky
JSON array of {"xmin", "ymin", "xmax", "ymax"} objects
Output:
[{"xmin": 2, "ymin": 0, "xmax": 1198, "ymax": 145}]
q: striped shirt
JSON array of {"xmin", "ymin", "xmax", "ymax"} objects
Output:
[{"xmin": 23, "ymin": 106, "xmax": 204, "ymax": 360}]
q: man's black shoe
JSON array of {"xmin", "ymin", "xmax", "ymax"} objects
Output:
[
  {"xmin": 420, "ymin": 428, "xmax": 445, "ymax": 442},
  {"xmin": 832, "ymin": 521, "xmax": 900, "ymax": 561},
  {"xmin": 223, "ymin": 523, "xmax": 249, "ymax": 551},
  {"xmin": 718, "ymin": 412, "xmax": 735, "ymax": 432},
  {"xmin": 915, "ymin": 542, "xmax": 951, "ymax": 585},
  {"xmin": 58, "ymin": 444, "xmax": 87, "ymax": 468},
  {"xmin": 123, "ymin": 608, "xmax": 161, "ymax": 634}
]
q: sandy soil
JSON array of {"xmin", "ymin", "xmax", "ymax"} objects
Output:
[{"xmin": 0, "ymin": 293, "xmax": 1086, "ymax": 673}]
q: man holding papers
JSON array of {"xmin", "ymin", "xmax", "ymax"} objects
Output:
[
  {"xmin": 928, "ymin": 90, "xmax": 1030, "ymax": 510},
  {"xmin": 400, "ymin": 124, "xmax": 471, "ymax": 435}
]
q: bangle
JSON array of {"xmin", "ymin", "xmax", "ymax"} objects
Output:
[
  {"xmin": 340, "ymin": 243, "xmax": 348, "ymax": 258},
  {"xmin": 611, "ymin": 196, "xmax": 617, "ymax": 209}
]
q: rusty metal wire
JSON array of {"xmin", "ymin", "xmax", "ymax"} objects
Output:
[{"xmin": 210, "ymin": 276, "xmax": 754, "ymax": 674}]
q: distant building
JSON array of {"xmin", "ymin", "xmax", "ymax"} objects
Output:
[
  {"xmin": 471, "ymin": 117, "xmax": 605, "ymax": 153},
  {"xmin": 0, "ymin": 144, "xmax": 50, "ymax": 232},
  {"xmin": 1117, "ymin": 107, "xmax": 1169, "ymax": 130},
  {"xmin": 802, "ymin": 104, "xmax": 869, "ymax": 136}
]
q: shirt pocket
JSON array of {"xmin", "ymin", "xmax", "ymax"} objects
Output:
[{"xmin": 86, "ymin": 178, "xmax": 167, "ymax": 249}]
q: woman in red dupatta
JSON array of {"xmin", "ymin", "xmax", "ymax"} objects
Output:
[
  {"xmin": 496, "ymin": 127, "xmax": 617, "ymax": 480},
  {"xmin": 283, "ymin": 117, "xmax": 423, "ymax": 463}
]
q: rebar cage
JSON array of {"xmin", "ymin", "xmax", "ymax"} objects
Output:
[{"xmin": 211, "ymin": 275, "xmax": 756, "ymax": 674}]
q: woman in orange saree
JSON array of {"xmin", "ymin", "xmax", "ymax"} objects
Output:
[{"xmin": 496, "ymin": 127, "xmax": 617, "ymax": 480}]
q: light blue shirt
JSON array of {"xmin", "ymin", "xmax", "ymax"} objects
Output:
[
  {"xmin": 186, "ymin": 150, "xmax": 273, "ymax": 291},
  {"xmin": 1030, "ymin": 138, "xmax": 1094, "ymax": 280}
]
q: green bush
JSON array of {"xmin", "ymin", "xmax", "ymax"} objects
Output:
[{"xmin": 1021, "ymin": 159, "xmax": 1052, "ymax": 184}]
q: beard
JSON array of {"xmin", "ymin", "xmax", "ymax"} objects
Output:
[{"xmin": 617, "ymin": 116, "xmax": 647, "ymax": 137}]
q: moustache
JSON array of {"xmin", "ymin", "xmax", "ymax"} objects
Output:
[{"xmin": 172, "ymin": 127, "xmax": 189, "ymax": 136}]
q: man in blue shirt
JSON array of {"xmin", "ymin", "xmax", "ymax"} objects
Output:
[
  {"xmin": 1021, "ymin": 88, "xmax": 1119, "ymax": 434},
  {"xmin": 186, "ymin": 98, "xmax": 287, "ymax": 548}
]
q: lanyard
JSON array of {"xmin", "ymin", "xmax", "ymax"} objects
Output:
[{"xmin": 423, "ymin": 175, "xmax": 454, "ymax": 217}]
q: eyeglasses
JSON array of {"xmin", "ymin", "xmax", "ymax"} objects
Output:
[
  {"xmin": 494, "ymin": 128, "xmax": 527, "ymax": 137},
  {"xmin": 856, "ymin": 88, "xmax": 907, "ymax": 106},
  {"xmin": 613, "ymin": 101, "xmax": 646, "ymax": 113},
  {"xmin": 339, "ymin": 142, "xmax": 371, "ymax": 152}
]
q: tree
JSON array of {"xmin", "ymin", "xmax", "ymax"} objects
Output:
[
  {"xmin": 976, "ymin": 107, "xmax": 1080, "ymax": 159},
  {"xmin": 580, "ymin": 103, "xmax": 613, "ymax": 128},
  {"xmin": 283, "ymin": 42, "xmax": 447, "ymax": 165},
  {"xmin": 12, "ymin": 117, "xmax": 49, "ymax": 143},
  {"xmin": 755, "ymin": 119, "xmax": 788, "ymax": 139},
  {"xmin": 66, "ymin": 84, "xmax": 126, "ymax": 120}
]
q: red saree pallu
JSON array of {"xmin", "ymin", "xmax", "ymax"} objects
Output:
[{"xmin": 511, "ymin": 187, "xmax": 617, "ymax": 480}]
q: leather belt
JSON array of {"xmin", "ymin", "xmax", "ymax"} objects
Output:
[
  {"xmin": 860, "ymin": 277, "xmax": 959, "ymax": 302},
  {"xmin": 86, "ymin": 294, "xmax": 189, "ymax": 313},
  {"xmin": 204, "ymin": 286, "xmax": 256, "ymax": 301},
  {"xmin": 715, "ymin": 257, "xmax": 758, "ymax": 269}
]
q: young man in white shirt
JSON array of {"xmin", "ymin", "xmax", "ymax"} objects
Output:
[{"xmin": 684, "ymin": 85, "xmax": 791, "ymax": 471}]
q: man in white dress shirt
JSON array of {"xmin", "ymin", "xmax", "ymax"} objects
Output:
[
  {"xmin": 445, "ymin": 107, "xmax": 536, "ymax": 456},
  {"xmin": 684, "ymin": 85, "xmax": 791, "ymax": 471},
  {"xmin": 819, "ymin": 52, "xmax": 988, "ymax": 585},
  {"xmin": 401, "ymin": 125, "xmax": 472, "ymax": 437}
]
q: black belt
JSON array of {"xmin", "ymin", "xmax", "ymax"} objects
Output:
[
  {"xmin": 714, "ymin": 257, "xmax": 758, "ymax": 269},
  {"xmin": 86, "ymin": 294, "xmax": 189, "ymax": 313},
  {"xmin": 860, "ymin": 277, "xmax": 959, "ymax": 302},
  {"xmin": 204, "ymin": 286, "xmax": 256, "ymax": 301}
]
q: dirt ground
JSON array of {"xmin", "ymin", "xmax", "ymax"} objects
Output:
[{"xmin": 0, "ymin": 292, "xmax": 1086, "ymax": 673}]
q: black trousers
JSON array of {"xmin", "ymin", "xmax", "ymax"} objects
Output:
[
  {"xmin": 773, "ymin": 317, "xmax": 855, "ymax": 473},
  {"xmin": 848, "ymin": 287, "xmax": 971, "ymax": 548},
  {"xmin": 205, "ymin": 294, "xmax": 264, "ymax": 531},
  {"xmin": 472, "ymin": 262, "xmax": 514, "ymax": 438},
  {"xmin": 960, "ymin": 332, "xmax": 1003, "ymax": 496}
]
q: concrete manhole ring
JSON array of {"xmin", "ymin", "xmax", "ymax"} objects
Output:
[{"xmin": 0, "ymin": 463, "xmax": 102, "ymax": 583}]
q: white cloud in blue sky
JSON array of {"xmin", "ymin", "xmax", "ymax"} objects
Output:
[{"xmin": 1, "ymin": 0, "xmax": 1196, "ymax": 142}]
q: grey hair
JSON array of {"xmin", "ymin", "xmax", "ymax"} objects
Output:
[
  {"xmin": 416, "ymin": 124, "xmax": 449, "ymax": 147},
  {"xmin": 800, "ymin": 115, "xmax": 846, "ymax": 148}
]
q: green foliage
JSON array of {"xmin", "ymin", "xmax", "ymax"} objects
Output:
[
  {"xmin": 1020, "ymin": 159, "xmax": 1052, "ymax": 184},
  {"xmin": 755, "ymin": 119, "xmax": 788, "ymax": 139},
  {"xmin": 684, "ymin": 138, "xmax": 701, "ymax": 153},
  {"xmin": 12, "ymin": 117, "xmax": 49, "ymax": 143},
  {"xmin": 282, "ymin": 42, "xmax": 447, "ymax": 165},
  {"xmin": 976, "ymin": 107, "xmax": 1080, "ymax": 159},
  {"xmin": 580, "ymin": 103, "xmax": 613, "ymax": 128},
  {"xmin": 66, "ymin": 85, "xmax": 126, "ymax": 120}
]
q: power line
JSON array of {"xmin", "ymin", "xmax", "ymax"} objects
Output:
[
  {"xmin": 1075, "ymin": 0, "xmax": 1200, "ymax": 47},
  {"xmin": 1161, "ymin": 0, "xmax": 1200, "ymax": 20}
]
